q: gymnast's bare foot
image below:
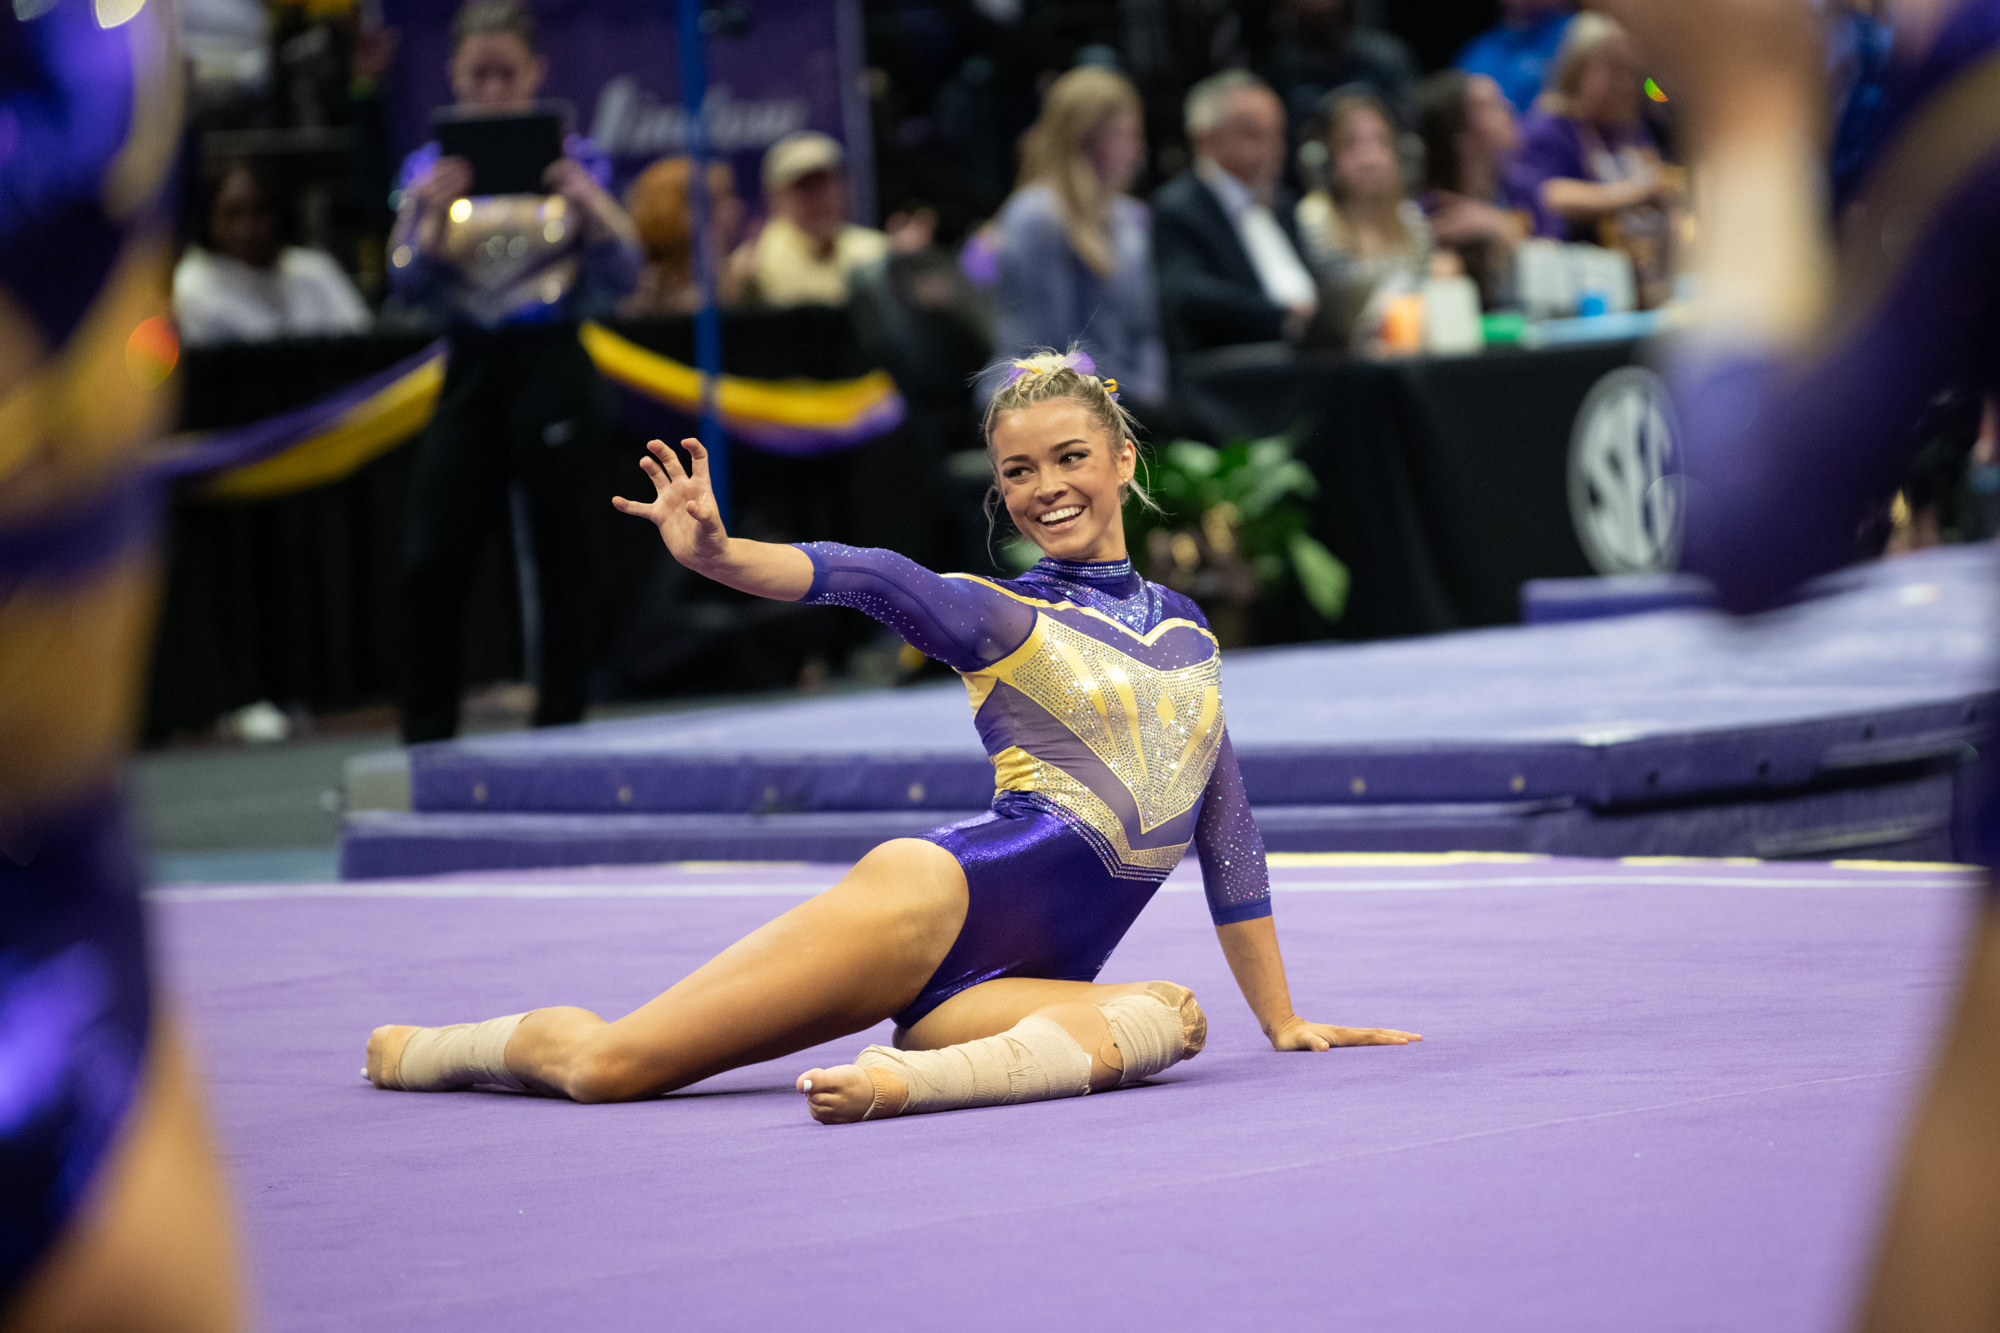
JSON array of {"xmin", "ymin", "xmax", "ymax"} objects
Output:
[
  {"xmin": 364, "ymin": 1024, "xmax": 418, "ymax": 1088},
  {"xmin": 796, "ymin": 1064, "xmax": 907, "ymax": 1123}
]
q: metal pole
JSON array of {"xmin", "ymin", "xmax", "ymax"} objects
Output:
[{"xmin": 675, "ymin": 0, "xmax": 729, "ymax": 520}]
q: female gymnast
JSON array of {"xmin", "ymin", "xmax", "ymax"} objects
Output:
[{"xmin": 365, "ymin": 352, "xmax": 1419, "ymax": 1122}]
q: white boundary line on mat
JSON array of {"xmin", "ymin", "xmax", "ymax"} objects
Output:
[
  {"xmin": 145, "ymin": 881, "xmax": 834, "ymax": 902},
  {"xmin": 1169, "ymin": 872, "xmax": 1976, "ymax": 893},
  {"xmin": 148, "ymin": 869, "xmax": 1977, "ymax": 903}
]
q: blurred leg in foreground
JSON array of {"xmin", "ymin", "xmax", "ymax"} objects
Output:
[{"xmin": 1855, "ymin": 903, "xmax": 2000, "ymax": 1332}]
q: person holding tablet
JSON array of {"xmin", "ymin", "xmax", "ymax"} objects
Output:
[{"xmin": 387, "ymin": 0, "xmax": 640, "ymax": 742}]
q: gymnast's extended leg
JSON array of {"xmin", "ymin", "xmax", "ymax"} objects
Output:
[
  {"xmin": 364, "ymin": 839, "xmax": 969, "ymax": 1103},
  {"xmin": 794, "ymin": 976, "xmax": 1208, "ymax": 1123}
]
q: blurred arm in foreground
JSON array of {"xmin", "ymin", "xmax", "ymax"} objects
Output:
[
  {"xmin": 1631, "ymin": 0, "xmax": 2000, "ymax": 613},
  {"xmin": 1604, "ymin": 2, "xmax": 2000, "ymax": 1330}
]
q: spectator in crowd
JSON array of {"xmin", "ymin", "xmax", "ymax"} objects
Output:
[
  {"xmin": 1513, "ymin": 13, "xmax": 1678, "ymax": 304},
  {"xmin": 173, "ymin": 162, "xmax": 372, "ymax": 345},
  {"xmin": 987, "ymin": 66, "xmax": 1165, "ymax": 407},
  {"xmin": 621, "ymin": 156, "xmax": 746, "ymax": 316},
  {"xmin": 1453, "ymin": 0, "xmax": 1576, "ymax": 114},
  {"xmin": 1261, "ymin": 0, "xmax": 1419, "ymax": 133},
  {"xmin": 1153, "ymin": 71, "xmax": 1319, "ymax": 358},
  {"xmin": 387, "ymin": 0, "xmax": 640, "ymax": 742},
  {"xmin": 740, "ymin": 132, "xmax": 927, "ymax": 308},
  {"xmin": 1416, "ymin": 70, "xmax": 1538, "ymax": 307},
  {"xmin": 1295, "ymin": 89, "xmax": 1434, "ymax": 347},
  {"xmin": 1513, "ymin": 14, "xmax": 1673, "ymax": 241}
]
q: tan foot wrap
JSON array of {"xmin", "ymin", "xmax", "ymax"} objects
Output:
[
  {"xmin": 1104, "ymin": 982, "xmax": 1207, "ymax": 1086},
  {"xmin": 853, "ymin": 1014, "xmax": 1092, "ymax": 1117},
  {"xmin": 387, "ymin": 1013, "xmax": 530, "ymax": 1093}
]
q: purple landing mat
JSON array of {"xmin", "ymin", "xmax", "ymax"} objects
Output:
[
  {"xmin": 340, "ymin": 768, "xmax": 1958, "ymax": 878},
  {"xmin": 403, "ymin": 545, "xmax": 1999, "ymax": 817},
  {"xmin": 154, "ymin": 856, "xmax": 1979, "ymax": 1332}
]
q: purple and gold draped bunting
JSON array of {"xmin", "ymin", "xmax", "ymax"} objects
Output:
[
  {"xmin": 578, "ymin": 323, "xmax": 905, "ymax": 456},
  {"xmin": 159, "ymin": 324, "xmax": 907, "ymax": 504}
]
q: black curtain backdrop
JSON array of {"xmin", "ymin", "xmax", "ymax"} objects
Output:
[
  {"xmin": 1178, "ymin": 339, "xmax": 1642, "ymax": 640},
  {"xmin": 146, "ymin": 312, "xmax": 942, "ymax": 741},
  {"xmin": 151, "ymin": 334, "xmax": 435, "ymax": 741},
  {"xmin": 147, "ymin": 323, "xmax": 1642, "ymax": 738}
]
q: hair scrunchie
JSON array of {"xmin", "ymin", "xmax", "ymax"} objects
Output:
[{"xmin": 1003, "ymin": 350, "xmax": 1120, "ymax": 400}]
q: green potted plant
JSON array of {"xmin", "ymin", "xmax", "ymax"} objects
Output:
[{"xmin": 1003, "ymin": 432, "xmax": 1348, "ymax": 649}]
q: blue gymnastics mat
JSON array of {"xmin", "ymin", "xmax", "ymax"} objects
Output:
[{"xmin": 344, "ymin": 546, "xmax": 1999, "ymax": 877}]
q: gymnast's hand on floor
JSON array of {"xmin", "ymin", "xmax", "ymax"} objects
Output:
[{"xmin": 1267, "ymin": 1016, "xmax": 1422, "ymax": 1051}]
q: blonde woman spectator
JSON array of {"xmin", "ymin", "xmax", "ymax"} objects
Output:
[
  {"xmin": 1514, "ymin": 14, "xmax": 1669, "ymax": 237},
  {"xmin": 989, "ymin": 66, "xmax": 1164, "ymax": 405},
  {"xmin": 621, "ymin": 156, "xmax": 746, "ymax": 316},
  {"xmin": 1295, "ymin": 90, "xmax": 1434, "ymax": 346},
  {"xmin": 1512, "ymin": 11, "xmax": 1679, "ymax": 310},
  {"xmin": 174, "ymin": 163, "xmax": 372, "ymax": 345}
]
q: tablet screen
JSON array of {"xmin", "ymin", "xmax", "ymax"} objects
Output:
[{"xmin": 432, "ymin": 110, "xmax": 565, "ymax": 196}]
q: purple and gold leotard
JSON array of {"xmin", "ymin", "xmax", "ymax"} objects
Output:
[{"xmin": 796, "ymin": 544, "xmax": 1272, "ymax": 1028}]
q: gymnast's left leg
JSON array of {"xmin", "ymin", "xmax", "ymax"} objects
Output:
[
  {"xmin": 363, "ymin": 839, "xmax": 969, "ymax": 1103},
  {"xmin": 795, "ymin": 977, "xmax": 1207, "ymax": 1124}
]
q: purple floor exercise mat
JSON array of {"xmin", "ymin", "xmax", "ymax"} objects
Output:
[{"xmin": 154, "ymin": 856, "xmax": 1977, "ymax": 1332}]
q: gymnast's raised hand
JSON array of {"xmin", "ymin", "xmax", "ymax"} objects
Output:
[
  {"xmin": 610, "ymin": 437, "xmax": 814, "ymax": 600},
  {"xmin": 609, "ymin": 437, "xmax": 726, "ymax": 564},
  {"xmin": 368, "ymin": 352, "xmax": 1417, "ymax": 1124}
]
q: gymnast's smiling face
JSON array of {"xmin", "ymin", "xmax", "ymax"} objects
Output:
[{"xmin": 991, "ymin": 397, "xmax": 1136, "ymax": 564}]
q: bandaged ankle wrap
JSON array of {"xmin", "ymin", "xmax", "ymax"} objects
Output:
[
  {"xmin": 854, "ymin": 1014, "xmax": 1091, "ymax": 1117},
  {"xmin": 1104, "ymin": 982, "xmax": 1207, "ymax": 1086},
  {"xmin": 390, "ymin": 1013, "xmax": 530, "ymax": 1093}
]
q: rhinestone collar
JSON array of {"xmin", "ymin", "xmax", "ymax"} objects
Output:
[{"xmin": 1032, "ymin": 556, "xmax": 1135, "ymax": 586}]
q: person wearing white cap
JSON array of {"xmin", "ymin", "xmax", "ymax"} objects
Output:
[{"xmin": 741, "ymin": 131, "xmax": 890, "ymax": 306}]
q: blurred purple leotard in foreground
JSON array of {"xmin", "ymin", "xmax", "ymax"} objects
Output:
[
  {"xmin": 1, "ymin": 0, "xmax": 166, "ymax": 1296},
  {"xmin": 1671, "ymin": 0, "xmax": 2000, "ymax": 615},
  {"xmin": 1670, "ymin": 0, "xmax": 2000, "ymax": 859},
  {"xmin": 796, "ymin": 543, "xmax": 1271, "ymax": 1028}
]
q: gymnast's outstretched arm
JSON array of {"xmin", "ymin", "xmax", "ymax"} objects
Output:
[
  {"xmin": 1606, "ymin": 0, "xmax": 2000, "ymax": 611},
  {"xmin": 1196, "ymin": 732, "xmax": 1421, "ymax": 1050},
  {"xmin": 612, "ymin": 437, "xmax": 1033, "ymax": 669}
]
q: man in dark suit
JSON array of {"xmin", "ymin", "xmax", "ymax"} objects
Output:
[{"xmin": 1152, "ymin": 71, "xmax": 1320, "ymax": 358}]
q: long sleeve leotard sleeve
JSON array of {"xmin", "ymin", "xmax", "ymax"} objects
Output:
[
  {"xmin": 794, "ymin": 542, "xmax": 1037, "ymax": 672},
  {"xmin": 1671, "ymin": 47, "xmax": 2000, "ymax": 612},
  {"xmin": 1195, "ymin": 731, "xmax": 1273, "ymax": 925}
]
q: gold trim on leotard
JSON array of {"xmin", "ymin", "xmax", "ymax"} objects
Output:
[
  {"xmin": 944, "ymin": 573, "xmax": 1227, "ymax": 874},
  {"xmin": 965, "ymin": 604, "xmax": 1224, "ymax": 873},
  {"xmin": 989, "ymin": 746, "xmax": 1191, "ymax": 880}
]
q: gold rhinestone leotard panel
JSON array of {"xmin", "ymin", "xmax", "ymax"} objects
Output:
[
  {"xmin": 965, "ymin": 610, "xmax": 1225, "ymax": 871},
  {"xmin": 990, "ymin": 746, "xmax": 1189, "ymax": 880}
]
